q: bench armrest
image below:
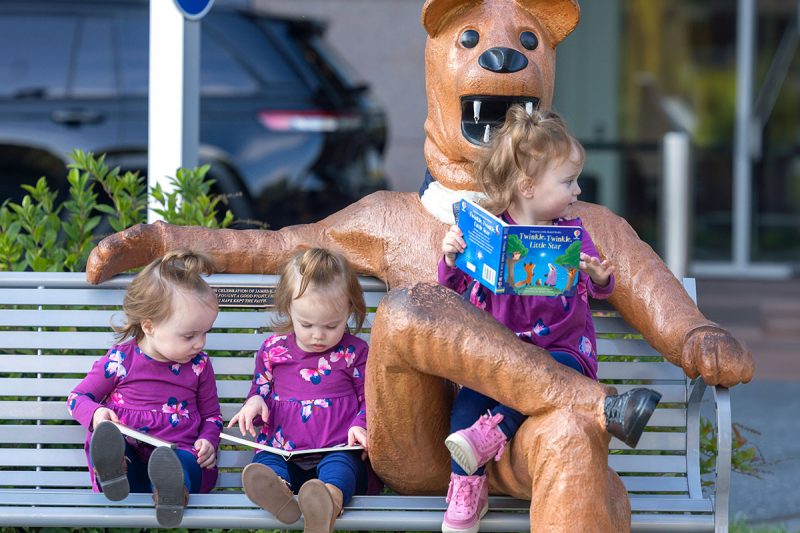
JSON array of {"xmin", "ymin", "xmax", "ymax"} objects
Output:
[{"xmin": 687, "ymin": 379, "xmax": 731, "ymax": 533}]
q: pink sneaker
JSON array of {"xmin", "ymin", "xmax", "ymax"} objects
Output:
[
  {"xmin": 441, "ymin": 473, "xmax": 489, "ymax": 533},
  {"xmin": 445, "ymin": 411, "xmax": 507, "ymax": 475}
]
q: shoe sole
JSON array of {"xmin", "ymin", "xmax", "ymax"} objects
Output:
[
  {"xmin": 445, "ymin": 433, "xmax": 479, "ymax": 475},
  {"xmin": 441, "ymin": 500, "xmax": 489, "ymax": 533},
  {"xmin": 625, "ymin": 391, "xmax": 663, "ymax": 448},
  {"xmin": 242, "ymin": 463, "xmax": 301, "ymax": 524},
  {"xmin": 89, "ymin": 421, "xmax": 129, "ymax": 501},
  {"xmin": 148, "ymin": 447, "xmax": 186, "ymax": 528},
  {"xmin": 298, "ymin": 479, "xmax": 335, "ymax": 533}
]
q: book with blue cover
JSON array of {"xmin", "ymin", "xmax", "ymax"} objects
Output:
[{"xmin": 452, "ymin": 198, "xmax": 583, "ymax": 296}]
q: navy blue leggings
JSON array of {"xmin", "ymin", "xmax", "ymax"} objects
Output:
[
  {"xmin": 124, "ymin": 445, "xmax": 201, "ymax": 494},
  {"xmin": 450, "ymin": 351, "xmax": 585, "ymax": 476},
  {"xmin": 252, "ymin": 450, "xmax": 367, "ymax": 505}
]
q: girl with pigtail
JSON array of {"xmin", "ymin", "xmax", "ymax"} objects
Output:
[{"xmin": 68, "ymin": 250, "xmax": 223, "ymax": 527}]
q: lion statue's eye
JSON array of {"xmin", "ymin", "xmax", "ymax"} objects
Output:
[
  {"xmin": 460, "ymin": 30, "xmax": 479, "ymax": 49},
  {"xmin": 520, "ymin": 31, "xmax": 538, "ymax": 50}
]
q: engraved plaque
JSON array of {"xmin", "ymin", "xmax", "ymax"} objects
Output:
[{"xmin": 212, "ymin": 286, "xmax": 275, "ymax": 308}]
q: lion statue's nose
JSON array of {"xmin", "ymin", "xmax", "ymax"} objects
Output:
[{"xmin": 478, "ymin": 47, "xmax": 528, "ymax": 73}]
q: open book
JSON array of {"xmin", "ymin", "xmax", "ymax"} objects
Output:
[
  {"xmin": 452, "ymin": 198, "xmax": 583, "ymax": 296},
  {"xmin": 220, "ymin": 432, "xmax": 363, "ymax": 461},
  {"xmin": 111, "ymin": 421, "xmax": 176, "ymax": 449}
]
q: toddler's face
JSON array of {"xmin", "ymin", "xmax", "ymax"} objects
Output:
[
  {"xmin": 523, "ymin": 144, "xmax": 583, "ymax": 223},
  {"xmin": 289, "ymin": 288, "xmax": 349, "ymax": 353},
  {"xmin": 139, "ymin": 292, "xmax": 218, "ymax": 364}
]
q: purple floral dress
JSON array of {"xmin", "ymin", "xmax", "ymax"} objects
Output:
[
  {"xmin": 439, "ymin": 216, "xmax": 615, "ymax": 379},
  {"xmin": 68, "ymin": 338, "xmax": 223, "ymax": 492},
  {"xmin": 247, "ymin": 332, "xmax": 368, "ymax": 451}
]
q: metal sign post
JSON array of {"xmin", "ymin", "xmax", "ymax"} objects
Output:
[{"xmin": 147, "ymin": 0, "xmax": 214, "ymax": 223}]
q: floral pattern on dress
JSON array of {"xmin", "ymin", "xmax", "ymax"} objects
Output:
[
  {"xmin": 104, "ymin": 350, "xmax": 127, "ymax": 379},
  {"xmin": 299, "ymin": 399, "xmax": 331, "ymax": 423},
  {"xmin": 162, "ymin": 397, "xmax": 190, "ymax": 426},
  {"xmin": 299, "ymin": 357, "xmax": 331, "ymax": 385},
  {"xmin": 206, "ymin": 414, "xmax": 224, "ymax": 430},
  {"xmin": 255, "ymin": 369, "xmax": 273, "ymax": 398},
  {"xmin": 329, "ymin": 345, "xmax": 357, "ymax": 367},
  {"xmin": 191, "ymin": 353, "xmax": 207, "ymax": 376},
  {"xmin": 262, "ymin": 426, "xmax": 295, "ymax": 451}
]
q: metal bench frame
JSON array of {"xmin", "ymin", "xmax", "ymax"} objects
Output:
[{"xmin": 0, "ymin": 272, "xmax": 731, "ymax": 532}]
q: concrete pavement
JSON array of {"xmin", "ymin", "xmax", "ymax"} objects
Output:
[{"xmin": 696, "ymin": 278, "xmax": 800, "ymax": 531}]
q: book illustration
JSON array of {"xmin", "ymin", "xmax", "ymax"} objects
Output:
[
  {"xmin": 453, "ymin": 198, "xmax": 582, "ymax": 296},
  {"xmin": 220, "ymin": 432, "xmax": 363, "ymax": 462}
]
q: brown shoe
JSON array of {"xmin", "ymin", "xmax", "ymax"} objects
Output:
[
  {"xmin": 242, "ymin": 463, "xmax": 301, "ymax": 524},
  {"xmin": 298, "ymin": 480, "xmax": 343, "ymax": 533},
  {"xmin": 148, "ymin": 446, "xmax": 188, "ymax": 527},
  {"xmin": 90, "ymin": 421, "xmax": 129, "ymax": 501}
]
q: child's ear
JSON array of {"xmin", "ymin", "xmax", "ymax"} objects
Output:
[
  {"xmin": 518, "ymin": 177, "xmax": 536, "ymax": 198},
  {"xmin": 141, "ymin": 319, "xmax": 154, "ymax": 336}
]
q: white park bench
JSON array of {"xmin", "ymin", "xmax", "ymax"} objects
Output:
[{"xmin": 0, "ymin": 272, "xmax": 730, "ymax": 531}]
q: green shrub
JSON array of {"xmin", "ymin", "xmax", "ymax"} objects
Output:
[{"xmin": 0, "ymin": 150, "xmax": 235, "ymax": 272}]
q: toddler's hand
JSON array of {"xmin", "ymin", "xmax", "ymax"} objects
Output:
[
  {"xmin": 227, "ymin": 395, "xmax": 269, "ymax": 437},
  {"xmin": 348, "ymin": 426, "xmax": 369, "ymax": 460},
  {"xmin": 194, "ymin": 438, "xmax": 217, "ymax": 469},
  {"xmin": 442, "ymin": 225, "xmax": 466, "ymax": 267},
  {"xmin": 91, "ymin": 407, "xmax": 119, "ymax": 430},
  {"xmin": 579, "ymin": 253, "xmax": 615, "ymax": 287}
]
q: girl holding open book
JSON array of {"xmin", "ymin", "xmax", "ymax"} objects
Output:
[
  {"xmin": 228, "ymin": 247, "xmax": 373, "ymax": 533},
  {"xmin": 438, "ymin": 107, "xmax": 660, "ymax": 533},
  {"xmin": 67, "ymin": 251, "xmax": 223, "ymax": 527}
]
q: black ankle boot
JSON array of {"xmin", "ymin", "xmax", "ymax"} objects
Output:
[{"xmin": 604, "ymin": 388, "xmax": 662, "ymax": 448}]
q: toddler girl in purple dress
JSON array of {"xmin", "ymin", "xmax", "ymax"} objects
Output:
[
  {"xmin": 68, "ymin": 251, "xmax": 223, "ymax": 527},
  {"xmin": 439, "ymin": 107, "xmax": 660, "ymax": 533},
  {"xmin": 228, "ymin": 247, "xmax": 372, "ymax": 533}
]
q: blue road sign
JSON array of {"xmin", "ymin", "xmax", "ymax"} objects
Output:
[{"xmin": 172, "ymin": 0, "xmax": 214, "ymax": 20}]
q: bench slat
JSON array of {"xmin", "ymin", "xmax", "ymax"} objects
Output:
[
  {"xmin": 0, "ymin": 448, "xmax": 691, "ymax": 476},
  {"xmin": 0, "ymin": 310, "xmax": 378, "ymax": 331},
  {"xmin": 0, "ymin": 471, "xmax": 694, "ymax": 495},
  {"xmin": 597, "ymin": 362, "xmax": 687, "ymax": 380},
  {"xmin": 0, "ymin": 379, "xmax": 689, "ymax": 413},
  {"xmin": 1, "ymin": 354, "xmax": 686, "ymax": 387},
  {"xmin": 0, "ymin": 332, "xmax": 371, "ymax": 351},
  {"xmin": 609, "ymin": 454, "xmax": 686, "ymax": 473},
  {"xmin": 596, "ymin": 338, "xmax": 660, "ymax": 357},
  {"xmin": 0, "ymin": 402, "xmax": 688, "ymax": 430},
  {"xmin": 0, "ymin": 424, "xmax": 687, "ymax": 453}
]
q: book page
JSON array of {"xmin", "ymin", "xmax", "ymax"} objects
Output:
[
  {"xmin": 220, "ymin": 432, "xmax": 363, "ymax": 459},
  {"xmin": 501, "ymin": 225, "xmax": 582, "ymax": 296},
  {"xmin": 111, "ymin": 421, "xmax": 176, "ymax": 449}
]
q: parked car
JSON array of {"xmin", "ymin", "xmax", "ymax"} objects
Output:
[{"xmin": 0, "ymin": 0, "xmax": 388, "ymax": 228}]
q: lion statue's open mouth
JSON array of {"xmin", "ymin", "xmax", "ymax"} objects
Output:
[{"xmin": 461, "ymin": 95, "xmax": 541, "ymax": 145}]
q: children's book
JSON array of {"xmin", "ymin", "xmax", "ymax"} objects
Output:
[
  {"xmin": 220, "ymin": 432, "xmax": 363, "ymax": 462},
  {"xmin": 111, "ymin": 421, "xmax": 176, "ymax": 449},
  {"xmin": 452, "ymin": 198, "xmax": 583, "ymax": 296}
]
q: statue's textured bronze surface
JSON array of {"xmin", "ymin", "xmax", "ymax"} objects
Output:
[{"xmin": 86, "ymin": 1, "xmax": 752, "ymax": 530}]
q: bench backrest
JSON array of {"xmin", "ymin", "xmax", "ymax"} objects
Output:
[{"xmin": 0, "ymin": 273, "xmax": 698, "ymax": 499}]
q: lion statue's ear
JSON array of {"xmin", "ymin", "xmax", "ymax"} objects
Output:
[
  {"xmin": 421, "ymin": 0, "xmax": 466, "ymax": 38},
  {"xmin": 421, "ymin": 0, "xmax": 581, "ymax": 46}
]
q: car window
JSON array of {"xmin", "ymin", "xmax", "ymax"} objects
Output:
[
  {"xmin": 117, "ymin": 14, "xmax": 148, "ymax": 96},
  {"xmin": 0, "ymin": 15, "xmax": 77, "ymax": 99},
  {"xmin": 71, "ymin": 17, "xmax": 115, "ymax": 97},
  {"xmin": 200, "ymin": 31, "xmax": 259, "ymax": 96},
  {"xmin": 204, "ymin": 13, "xmax": 309, "ymax": 93},
  {"xmin": 117, "ymin": 12, "xmax": 293, "ymax": 97}
]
